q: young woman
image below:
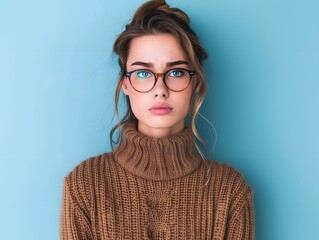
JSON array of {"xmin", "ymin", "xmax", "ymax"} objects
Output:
[{"xmin": 60, "ymin": 0, "xmax": 254, "ymax": 239}]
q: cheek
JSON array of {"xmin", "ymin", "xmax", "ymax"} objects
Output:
[
  {"xmin": 183, "ymin": 99, "xmax": 192, "ymax": 114},
  {"xmin": 127, "ymin": 92, "xmax": 146, "ymax": 115},
  {"xmin": 176, "ymin": 90, "xmax": 193, "ymax": 114}
]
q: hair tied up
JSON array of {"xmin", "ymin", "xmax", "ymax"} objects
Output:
[{"xmin": 129, "ymin": 0, "xmax": 190, "ymax": 27}]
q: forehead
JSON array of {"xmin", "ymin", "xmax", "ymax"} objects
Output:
[{"xmin": 127, "ymin": 33, "xmax": 187, "ymax": 64}]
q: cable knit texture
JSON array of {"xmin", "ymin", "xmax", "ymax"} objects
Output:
[{"xmin": 60, "ymin": 122, "xmax": 254, "ymax": 239}]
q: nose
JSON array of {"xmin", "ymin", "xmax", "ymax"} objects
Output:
[{"xmin": 153, "ymin": 74, "xmax": 169, "ymax": 98}]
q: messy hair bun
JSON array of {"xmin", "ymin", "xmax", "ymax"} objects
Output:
[{"xmin": 114, "ymin": 0, "xmax": 207, "ymax": 71}]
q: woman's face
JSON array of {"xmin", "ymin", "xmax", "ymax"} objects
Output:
[{"xmin": 122, "ymin": 33, "xmax": 194, "ymax": 138}]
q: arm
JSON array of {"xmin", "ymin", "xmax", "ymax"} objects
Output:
[
  {"xmin": 60, "ymin": 178, "xmax": 93, "ymax": 240},
  {"xmin": 226, "ymin": 188, "xmax": 255, "ymax": 240}
]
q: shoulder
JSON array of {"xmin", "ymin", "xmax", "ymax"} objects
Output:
[
  {"xmin": 63, "ymin": 152, "xmax": 113, "ymax": 206},
  {"xmin": 65, "ymin": 152, "xmax": 112, "ymax": 182},
  {"xmin": 210, "ymin": 160, "xmax": 250, "ymax": 184},
  {"xmin": 208, "ymin": 160, "xmax": 252, "ymax": 200}
]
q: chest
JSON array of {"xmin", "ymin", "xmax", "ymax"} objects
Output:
[{"xmin": 90, "ymin": 174, "xmax": 215, "ymax": 239}]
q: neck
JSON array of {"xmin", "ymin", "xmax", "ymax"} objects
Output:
[{"xmin": 113, "ymin": 121, "xmax": 202, "ymax": 181}]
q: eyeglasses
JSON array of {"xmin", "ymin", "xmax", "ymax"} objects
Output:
[{"xmin": 124, "ymin": 68, "xmax": 196, "ymax": 93}]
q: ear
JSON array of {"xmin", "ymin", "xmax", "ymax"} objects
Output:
[
  {"xmin": 194, "ymin": 83, "xmax": 200, "ymax": 93},
  {"xmin": 121, "ymin": 78, "xmax": 129, "ymax": 95},
  {"xmin": 193, "ymin": 78, "xmax": 201, "ymax": 93}
]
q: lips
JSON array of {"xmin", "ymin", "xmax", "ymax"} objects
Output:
[{"xmin": 149, "ymin": 103, "xmax": 173, "ymax": 115}]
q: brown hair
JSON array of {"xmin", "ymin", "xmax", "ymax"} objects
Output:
[{"xmin": 111, "ymin": 0, "xmax": 210, "ymax": 172}]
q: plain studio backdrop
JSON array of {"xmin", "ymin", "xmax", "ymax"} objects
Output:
[{"xmin": 0, "ymin": 0, "xmax": 318, "ymax": 239}]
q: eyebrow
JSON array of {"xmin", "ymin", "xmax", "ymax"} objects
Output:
[
  {"xmin": 131, "ymin": 61, "xmax": 153, "ymax": 67},
  {"xmin": 130, "ymin": 60, "xmax": 189, "ymax": 67},
  {"xmin": 166, "ymin": 60, "xmax": 189, "ymax": 67}
]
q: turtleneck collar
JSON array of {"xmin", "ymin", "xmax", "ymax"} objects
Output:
[{"xmin": 112, "ymin": 121, "xmax": 202, "ymax": 181}]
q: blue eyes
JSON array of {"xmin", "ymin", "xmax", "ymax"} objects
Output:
[
  {"xmin": 169, "ymin": 70, "xmax": 184, "ymax": 77},
  {"xmin": 136, "ymin": 70, "xmax": 152, "ymax": 79},
  {"xmin": 135, "ymin": 69, "xmax": 185, "ymax": 79}
]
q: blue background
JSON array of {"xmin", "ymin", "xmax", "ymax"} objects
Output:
[{"xmin": 0, "ymin": 0, "xmax": 318, "ymax": 239}]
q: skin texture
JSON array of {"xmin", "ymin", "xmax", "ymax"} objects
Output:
[{"xmin": 122, "ymin": 33, "xmax": 195, "ymax": 138}]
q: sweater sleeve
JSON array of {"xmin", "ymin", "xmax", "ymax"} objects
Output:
[
  {"xmin": 60, "ymin": 177, "xmax": 93, "ymax": 240},
  {"xmin": 226, "ymin": 187, "xmax": 255, "ymax": 240}
]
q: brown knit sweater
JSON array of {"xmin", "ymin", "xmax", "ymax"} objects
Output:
[{"xmin": 60, "ymin": 122, "xmax": 254, "ymax": 239}]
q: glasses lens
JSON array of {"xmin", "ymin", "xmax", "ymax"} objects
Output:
[
  {"xmin": 165, "ymin": 69, "xmax": 191, "ymax": 91},
  {"xmin": 130, "ymin": 70, "xmax": 155, "ymax": 92}
]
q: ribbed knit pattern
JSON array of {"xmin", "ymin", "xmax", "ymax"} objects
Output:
[{"xmin": 60, "ymin": 122, "xmax": 254, "ymax": 239}]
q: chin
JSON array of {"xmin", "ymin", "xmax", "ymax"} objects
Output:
[{"xmin": 138, "ymin": 117, "xmax": 185, "ymax": 134}]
